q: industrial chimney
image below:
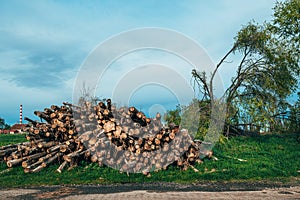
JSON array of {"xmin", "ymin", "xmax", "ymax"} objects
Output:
[{"xmin": 19, "ymin": 104, "xmax": 23, "ymax": 124}]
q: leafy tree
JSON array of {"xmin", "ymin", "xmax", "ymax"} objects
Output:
[
  {"xmin": 183, "ymin": 99, "xmax": 212, "ymax": 139},
  {"xmin": 191, "ymin": 0, "xmax": 299, "ymax": 134},
  {"xmin": 288, "ymin": 92, "xmax": 300, "ymax": 133},
  {"xmin": 0, "ymin": 117, "xmax": 10, "ymax": 130},
  {"xmin": 164, "ymin": 99, "xmax": 212, "ymax": 140},
  {"xmin": 0, "ymin": 117, "xmax": 4, "ymax": 130},
  {"xmin": 164, "ymin": 104, "xmax": 181, "ymax": 126}
]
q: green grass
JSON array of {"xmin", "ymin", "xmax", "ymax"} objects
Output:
[
  {"xmin": 0, "ymin": 134, "xmax": 27, "ymax": 146},
  {"xmin": 0, "ymin": 133, "xmax": 299, "ymax": 187}
]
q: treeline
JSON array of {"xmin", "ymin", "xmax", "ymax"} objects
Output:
[{"xmin": 164, "ymin": 94, "xmax": 300, "ymax": 138}]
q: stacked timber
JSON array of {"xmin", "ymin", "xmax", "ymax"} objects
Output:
[{"xmin": 0, "ymin": 99, "xmax": 213, "ymax": 174}]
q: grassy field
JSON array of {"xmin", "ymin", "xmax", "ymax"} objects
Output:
[
  {"xmin": 0, "ymin": 133, "xmax": 299, "ymax": 187},
  {"xmin": 0, "ymin": 133, "xmax": 28, "ymax": 146}
]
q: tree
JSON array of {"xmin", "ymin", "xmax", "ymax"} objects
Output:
[
  {"xmin": 0, "ymin": 117, "xmax": 4, "ymax": 130},
  {"xmin": 288, "ymin": 92, "xmax": 300, "ymax": 133},
  {"xmin": 164, "ymin": 104, "xmax": 181, "ymax": 126},
  {"xmin": 164, "ymin": 99, "xmax": 213, "ymax": 140},
  {"xmin": 192, "ymin": 0, "xmax": 299, "ymax": 134},
  {"xmin": 0, "ymin": 117, "xmax": 10, "ymax": 130}
]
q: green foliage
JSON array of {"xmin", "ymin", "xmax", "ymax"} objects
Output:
[
  {"xmin": 272, "ymin": 0, "xmax": 300, "ymax": 51},
  {"xmin": 0, "ymin": 117, "xmax": 11, "ymax": 130},
  {"xmin": 193, "ymin": 0, "xmax": 299, "ymax": 134},
  {"xmin": 232, "ymin": 13, "xmax": 298, "ymax": 131},
  {"xmin": 4, "ymin": 124, "xmax": 11, "ymax": 130},
  {"xmin": 0, "ymin": 118, "xmax": 5, "ymax": 130},
  {"xmin": 164, "ymin": 104, "xmax": 181, "ymax": 126},
  {"xmin": 184, "ymin": 99, "xmax": 211, "ymax": 140},
  {"xmin": 235, "ymin": 22, "xmax": 270, "ymax": 53},
  {"xmin": 164, "ymin": 99, "xmax": 211, "ymax": 140},
  {"xmin": 287, "ymin": 92, "xmax": 300, "ymax": 133}
]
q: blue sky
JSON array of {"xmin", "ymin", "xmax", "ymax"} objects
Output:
[{"xmin": 0, "ymin": 0, "xmax": 280, "ymax": 124}]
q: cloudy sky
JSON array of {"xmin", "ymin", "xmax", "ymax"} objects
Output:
[{"xmin": 0, "ymin": 0, "xmax": 278, "ymax": 124}]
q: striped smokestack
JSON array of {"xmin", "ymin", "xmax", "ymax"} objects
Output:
[{"xmin": 20, "ymin": 104, "xmax": 23, "ymax": 124}]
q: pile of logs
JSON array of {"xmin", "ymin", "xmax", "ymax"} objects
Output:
[{"xmin": 0, "ymin": 99, "xmax": 213, "ymax": 174}]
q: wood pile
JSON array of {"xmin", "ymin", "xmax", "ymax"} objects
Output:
[{"xmin": 0, "ymin": 99, "xmax": 213, "ymax": 174}]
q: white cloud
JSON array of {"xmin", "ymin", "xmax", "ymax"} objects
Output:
[
  {"xmin": 0, "ymin": 78, "xmax": 73, "ymax": 124},
  {"xmin": 0, "ymin": 0, "xmax": 278, "ymax": 123}
]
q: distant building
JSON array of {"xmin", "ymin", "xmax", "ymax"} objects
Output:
[
  {"xmin": 8, "ymin": 123, "xmax": 28, "ymax": 134},
  {"xmin": 0, "ymin": 129, "xmax": 10, "ymax": 134},
  {"xmin": 0, "ymin": 124, "xmax": 28, "ymax": 134}
]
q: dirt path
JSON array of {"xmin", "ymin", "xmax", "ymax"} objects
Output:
[
  {"xmin": 1, "ymin": 182, "xmax": 300, "ymax": 200},
  {"xmin": 62, "ymin": 188, "xmax": 300, "ymax": 200}
]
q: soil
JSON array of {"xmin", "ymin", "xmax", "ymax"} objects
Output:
[{"xmin": 1, "ymin": 181, "xmax": 300, "ymax": 200}]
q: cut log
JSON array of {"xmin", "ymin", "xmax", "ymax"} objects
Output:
[
  {"xmin": 57, "ymin": 161, "xmax": 68, "ymax": 173},
  {"xmin": 42, "ymin": 153, "xmax": 61, "ymax": 167}
]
